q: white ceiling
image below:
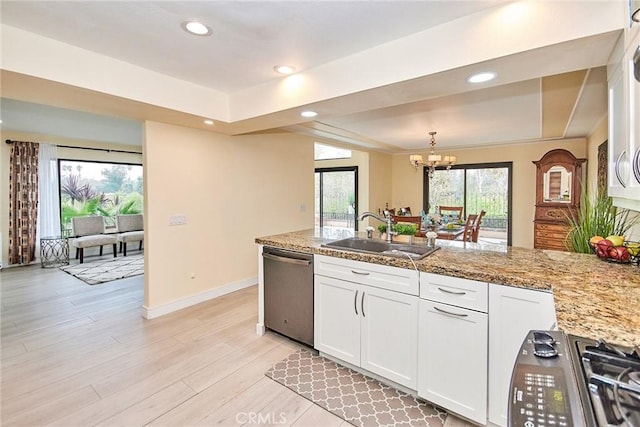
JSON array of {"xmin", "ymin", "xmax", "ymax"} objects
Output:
[{"xmin": 0, "ymin": 1, "xmax": 622, "ymax": 151}]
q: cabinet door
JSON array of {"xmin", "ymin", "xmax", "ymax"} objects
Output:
[
  {"xmin": 418, "ymin": 300, "xmax": 488, "ymax": 424},
  {"xmin": 627, "ymin": 34, "xmax": 640, "ymax": 196},
  {"xmin": 360, "ymin": 285, "xmax": 418, "ymax": 389},
  {"xmin": 488, "ymin": 284, "xmax": 557, "ymax": 427},
  {"xmin": 609, "ymin": 62, "xmax": 630, "ymax": 198},
  {"xmin": 314, "ymin": 275, "xmax": 360, "ymax": 366}
]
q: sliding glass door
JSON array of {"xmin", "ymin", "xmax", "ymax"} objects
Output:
[
  {"xmin": 315, "ymin": 167, "xmax": 358, "ymax": 230},
  {"xmin": 424, "ymin": 163, "xmax": 512, "ymax": 245}
]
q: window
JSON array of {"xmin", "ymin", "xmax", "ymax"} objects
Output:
[
  {"xmin": 424, "ymin": 162, "xmax": 512, "ymax": 245},
  {"xmin": 59, "ymin": 160, "xmax": 143, "ymax": 232},
  {"xmin": 314, "ymin": 143, "xmax": 352, "ymax": 160},
  {"xmin": 315, "ymin": 167, "xmax": 358, "ymax": 230}
]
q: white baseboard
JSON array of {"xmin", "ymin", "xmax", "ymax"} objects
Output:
[{"xmin": 142, "ymin": 276, "xmax": 257, "ymax": 319}]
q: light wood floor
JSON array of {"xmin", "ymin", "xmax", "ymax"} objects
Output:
[{"xmin": 1, "ymin": 264, "xmax": 473, "ymax": 427}]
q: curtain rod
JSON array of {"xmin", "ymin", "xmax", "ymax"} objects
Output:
[{"xmin": 5, "ymin": 139, "xmax": 141, "ymax": 155}]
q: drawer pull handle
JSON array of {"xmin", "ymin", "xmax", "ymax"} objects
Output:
[
  {"xmin": 351, "ymin": 270, "xmax": 370, "ymax": 276},
  {"xmin": 437, "ymin": 287, "xmax": 466, "ymax": 295},
  {"xmin": 354, "ymin": 290, "xmax": 359, "ymax": 315},
  {"xmin": 361, "ymin": 292, "xmax": 365, "ymax": 317},
  {"xmin": 434, "ymin": 306, "xmax": 468, "ymax": 317}
]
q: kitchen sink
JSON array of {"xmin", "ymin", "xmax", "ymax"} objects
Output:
[{"xmin": 322, "ymin": 237, "xmax": 439, "ymax": 260}]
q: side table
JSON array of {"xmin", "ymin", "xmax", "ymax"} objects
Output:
[{"xmin": 40, "ymin": 236, "xmax": 69, "ymax": 268}]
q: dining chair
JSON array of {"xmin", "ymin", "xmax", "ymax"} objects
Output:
[
  {"xmin": 460, "ymin": 214, "xmax": 478, "ymax": 242},
  {"xmin": 399, "ymin": 207, "xmax": 412, "ymax": 216},
  {"xmin": 392, "ymin": 215, "xmax": 422, "ymax": 226},
  {"xmin": 439, "ymin": 206, "xmax": 464, "ymax": 221},
  {"xmin": 392, "ymin": 215, "xmax": 422, "ymax": 236},
  {"xmin": 471, "ymin": 210, "xmax": 487, "ymax": 242}
]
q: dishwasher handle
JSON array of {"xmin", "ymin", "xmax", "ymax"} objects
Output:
[{"xmin": 262, "ymin": 252, "xmax": 312, "ymax": 266}]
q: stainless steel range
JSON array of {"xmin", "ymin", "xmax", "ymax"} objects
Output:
[{"xmin": 509, "ymin": 330, "xmax": 640, "ymax": 427}]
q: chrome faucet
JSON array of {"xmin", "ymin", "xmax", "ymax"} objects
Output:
[{"xmin": 357, "ymin": 211, "xmax": 395, "ymax": 242}]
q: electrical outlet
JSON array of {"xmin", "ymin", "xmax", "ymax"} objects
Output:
[
  {"xmin": 299, "ymin": 203, "xmax": 306, "ymax": 212},
  {"xmin": 169, "ymin": 215, "xmax": 187, "ymax": 226}
]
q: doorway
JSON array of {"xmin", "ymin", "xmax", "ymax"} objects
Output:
[
  {"xmin": 315, "ymin": 167, "xmax": 358, "ymax": 230},
  {"xmin": 423, "ymin": 162, "xmax": 512, "ymax": 245}
]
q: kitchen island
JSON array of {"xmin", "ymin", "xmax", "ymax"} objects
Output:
[{"xmin": 256, "ymin": 227, "xmax": 640, "ymax": 347}]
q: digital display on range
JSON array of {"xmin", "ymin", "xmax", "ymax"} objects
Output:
[
  {"xmin": 510, "ymin": 364, "xmax": 572, "ymax": 426},
  {"xmin": 548, "ymin": 389, "xmax": 566, "ymax": 415}
]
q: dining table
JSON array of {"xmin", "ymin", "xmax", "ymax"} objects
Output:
[
  {"xmin": 416, "ymin": 224, "xmax": 465, "ymax": 240},
  {"xmin": 435, "ymin": 224, "xmax": 465, "ymax": 240}
]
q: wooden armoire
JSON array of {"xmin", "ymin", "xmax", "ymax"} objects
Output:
[{"xmin": 532, "ymin": 149, "xmax": 586, "ymax": 251}]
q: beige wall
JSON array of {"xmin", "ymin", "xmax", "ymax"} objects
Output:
[
  {"xmin": 390, "ymin": 138, "xmax": 588, "ymax": 248},
  {"xmin": 0, "ymin": 130, "xmax": 142, "ymax": 266},
  {"xmin": 586, "ymin": 118, "xmax": 607, "ymax": 193},
  {"xmin": 368, "ymin": 151, "xmax": 393, "ymax": 217},
  {"xmin": 143, "ymin": 122, "xmax": 314, "ymax": 310}
]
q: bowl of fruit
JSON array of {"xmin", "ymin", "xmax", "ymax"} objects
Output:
[{"xmin": 589, "ymin": 235, "xmax": 640, "ymax": 265}]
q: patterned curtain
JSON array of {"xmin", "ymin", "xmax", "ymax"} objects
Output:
[{"xmin": 9, "ymin": 141, "xmax": 39, "ymax": 265}]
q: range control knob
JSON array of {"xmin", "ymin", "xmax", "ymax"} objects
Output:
[
  {"xmin": 533, "ymin": 342, "xmax": 558, "ymax": 358},
  {"xmin": 533, "ymin": 330, "xmax": 555, "ymax": 345}
]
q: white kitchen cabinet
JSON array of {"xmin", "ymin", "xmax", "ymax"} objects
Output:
[
  {"xmin": 314, "ymin": 256, "xmax": 419, "ymax": 389},
  {"xmin": 360, "ymin": 284, "xmax": 418, "ymax": 388},
  {"xmin": 314, "ymin": 274, "xmax": 361, "ymax": 366},
  {"xmin": 487, "ymin": 283, "xmax": 557, "ymax": 427},
  {"xmin": 608, "ymin": 28, "xmax": 640, "ymax": 210},
  {"xmin": 418, "ymin": 273, "xmax": 488, "ymax": 424},
  {"xmin": 625, "ymin": 31, "xmax": 640, "ymax": 202},
  {"xmin": 314, "ymin": 254, "xmax": 419, "ymax": 295},
  {"xmin": 418, "ymin": 300, "xmax": 487, "ymax": 424},
  {"xmin": 608, "ymin": 60, "xmax": 629, "ymax": 198}
]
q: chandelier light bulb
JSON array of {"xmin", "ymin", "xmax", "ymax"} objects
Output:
[{"xmin": 409, "ymin": 130, "xmax": 456, "ymax": 176}]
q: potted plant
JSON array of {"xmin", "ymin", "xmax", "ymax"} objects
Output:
[
  {"xmin": 377, "ymin": 223, "xmax": 419, "ymax": 243},
  {"xmin": 565, "ymin": 187, "xmax": 636, "ymax": 253}
]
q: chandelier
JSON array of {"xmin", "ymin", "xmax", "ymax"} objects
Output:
[{"xmin": 409, "ymin": 131, "xmax": 456, "ymax": 178}]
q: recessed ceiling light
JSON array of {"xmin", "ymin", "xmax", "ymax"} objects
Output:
[
  {"xmin": 273, "ymin": 65, "xmax": 296, "ymax": 75},
  {"xmin": 181, "ymin": 21, "xmax": 212, "ymax": 36},
  {"xmin": 300, "ymin": 111, "xmax": 318, "ymax": 118},
  {"xmin": 467, "ymin": 72, "xmax": 497, "ymax": 83},
  {"xmin": 203, "ymin": 119, "xmax": 214, "ymax": 125}
]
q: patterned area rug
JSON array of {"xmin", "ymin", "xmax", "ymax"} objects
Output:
[
  {"xmin": 266, "ymin": 349, "xmax": 447, "ymax": 427},
  {"xmin": 60, "ymin": 254, "xmax": 144, "ymax": 285}
]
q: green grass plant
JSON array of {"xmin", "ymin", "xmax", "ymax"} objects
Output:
[
  {"xmin": 377, "ymin": 223, "xmax": 418, "ymax": 235},
  {"xmin": 566, "ymin": 186, "xmax": 635, "ymax": 253}
]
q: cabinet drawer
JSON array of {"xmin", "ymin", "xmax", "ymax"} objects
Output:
[
  {"xmin": 535, "ymin": 231, "xmax": 561, "ymax": 240},
  {"xmin": 535, "ymin": 223, "xmax": 570, "ymax": 233},
  {"xmin": 535, "ymin": 236, "xmax": 569, "ymax": 251},
  {"xmin": 314, "ymin": 255, "xmax": 419, "ymax": 296},
  {"xmin": 419, "ymin": 273, "xmax": 488, "ymax": 313}
]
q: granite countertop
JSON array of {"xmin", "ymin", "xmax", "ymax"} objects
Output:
[{"xmin": 256, "ymin": 228, "xmax": 640, "ymax": 347}]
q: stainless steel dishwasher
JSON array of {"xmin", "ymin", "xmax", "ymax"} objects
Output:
[{"xmin": 262, "ymin": 247, "xmax": 314, "ymax": 347}]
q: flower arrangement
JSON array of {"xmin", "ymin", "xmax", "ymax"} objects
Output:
[{"xmin": 421, "ymin": 211, "xmax": 442, "ymax": 227}]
